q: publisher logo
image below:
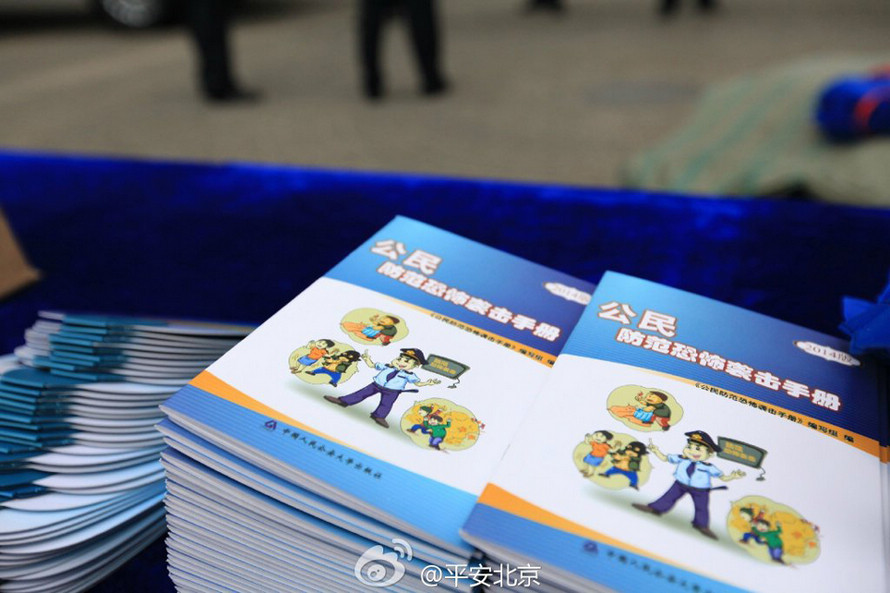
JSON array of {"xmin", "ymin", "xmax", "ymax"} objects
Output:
[
  {"xmin": 354, "ymin": 539, "xmax": 412, "ymax": 587},
  {"xmin": 794, "ymin": 341, "xmax": 860, "ymax": 367}
]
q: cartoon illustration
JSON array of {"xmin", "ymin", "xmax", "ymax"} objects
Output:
[
  {"xmin": 409, "ymin": 405, "xmax": 436, "ymax": 426},
  {"xmin": 307, "ymin": 350, "xmax": 361, "ymax": 387},
  {"xmin": 579, "ymin": 430, "xmax": 622, "ymax": 476},
  {"xmin": 572, "ymin": 431, "xmax": 652, "ymax": 491},
  {"xmin": 324, "ymin": 348, "xmax": 440, "ymax": 429},
  {"xmin": 738, "ymin": 507, "xmax": 766, "ymax": 544},
  {"xmin": 750, "ymin": 519, "xmax": 785, "ymax": 564},
  {"xmin": 606, "ymin": 385, "xmax": 683, "ymax": 432},
  {"xmin": 610, "ymin": 390, "xmax": 672, "ymax": 430},
  {"xmin": 727, "ymin": 496, "xmax": 820, "ymax": 565},
  {"xmin": 289, "ymin": 339, "xmax": 361, "ymax": 388},
  {"xmin": 421, "ymin": 354, "xmax": 471, "ymax": 389},
  {"xmin": 409, "ymin": 410, "xmax": 450, "ymax": 450},
  {"xmin": 288, "ymin": 339, "xmax": 337, "ymax": 373},
  {"xmin": 735, "ymin": 506, "xmax": 785, "ymax": 561},
  {"xmin": 341, "ymin": 309, "xmax": 407, "ymax": 346},
  {"xmin": 401, "ymin": 399, "xmax": 482, "ymax": 452},
  {"xmin": 716, "ymin": 436, "xmax": 769, "ymax": 481},
  {"xmin": 599, "ymin": 441, "xmax": 649, "ymax": 490},
  {"xmin": 632, "ymin": 430, "xmax": 745, "ymax": 539}
]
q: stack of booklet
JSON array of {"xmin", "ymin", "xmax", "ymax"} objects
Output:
[
  {"xmin": 160, "ymin": 217, "xmax": 888, "ymax": 593},
  {"xmin": 158, "ymin": 216, "xmax": 595, "ymax": 592},
  {"xmin": 461, "ymin": 272, "xmax": 889, "ymax": 592},
  {"xmin": 0, "ymin": 312, "xmax": 251, "ymax": 593}
]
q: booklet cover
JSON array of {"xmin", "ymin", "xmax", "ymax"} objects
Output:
[
  {"xmin": 161, "ymin": 216, "xmax": 596, "ymax": 559},
  {"xmin": 462, "ymin": 271, "xmax": 888, "ymax": 593}
]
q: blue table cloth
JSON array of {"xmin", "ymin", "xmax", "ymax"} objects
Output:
[{"xmin": 1, "ymin": 151, "xmax": 889, "ymax": 592}]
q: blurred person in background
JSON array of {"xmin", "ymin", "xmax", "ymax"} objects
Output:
[
  {"xmin": 659, "ymin": 0, "xmax": 717, "ymax": 16},
  {"xmin": 527, "ymin": 0, "xmax": 564, "ymax": 12},
  {"xmin": 358, "ymin": 0, "xmax": 447, "ymax": 100},
  {"xmin": 187, "ymin": 0, "xmax": 260, "ymax": 102}
]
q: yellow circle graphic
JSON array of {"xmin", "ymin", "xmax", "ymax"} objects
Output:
[
  {"xmin": 572, "ymin": 431, "xmax": 652, "ymax": 491},
  {"xmin": 606, "ymin": 384, "xmax": 684, "ymax": 433},
  {"xmin": 340, "ymin": 308, "xmax": 408, "ymax": 347},
  {"xmin": 400, "ymin": 398, "xmax": 481, "ymax": 452},
  {"xmin": 288, "ymin": 339, "xmax": 361, "ymax": 387},
  {"xmin": 727, "ymin": 496, "xmax": 820, "ymax": 566}
]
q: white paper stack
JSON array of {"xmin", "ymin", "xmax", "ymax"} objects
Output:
[{"xmin": 0, "ymin": 312, "xmax": 252, "ymax": 593}]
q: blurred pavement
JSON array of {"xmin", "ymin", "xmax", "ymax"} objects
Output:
[{"xmin": 0, "ymin": 0, "xmax": 888, "ymax": 187}]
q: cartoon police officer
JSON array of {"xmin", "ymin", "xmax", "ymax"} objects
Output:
[
  {"xmin": 324, "ymin": 348, "xmax": 440, "ymax": 428},
  {"xmin": 632, "ymin": 430, "xmax": 745, "ymax": 539}
]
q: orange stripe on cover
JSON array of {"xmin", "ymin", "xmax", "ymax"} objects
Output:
[{"xmin": 190, "ymin": 370, "xmax": 355, "ymax": 450}]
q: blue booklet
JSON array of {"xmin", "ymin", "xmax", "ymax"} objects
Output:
[
  {"xmin": 462, "ymin": 272, "xmax": 889, "ymax": 592},
  {"xmin": 160, "ymin": 216, "xmax": 596, "ymax": 574}
]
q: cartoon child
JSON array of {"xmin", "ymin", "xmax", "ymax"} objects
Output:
[
  {"xmin": 306, "ymin": 350, "xmax": 360, "ymax": 387},
  {"xmin": 751, "ymin": 519, "xmax": 785, "ymax": 564},
  {"xmin": 738, "ymin": 507, "xmax": 766, "ymax": 544},
  {"xmin": 409, "ymin": 412, "xmax": 451, "ymax": 450},
  {"xmin": 342, "ymin": 314, "xmax": 401, "ymax": 346},
  {"xmin": 599, "ymin": 441, "xmax": 648, "ymax": 490},
  {"xmin": 409, "ymin": 405, "xmax": 437, "ymax": 431},
  {"xmin": 324, "ymin": 348, "xmax": 440, "ymax": 428},
  {"xmin": 580, "ymin": 431, "xmax": 622, "ymax": 477},
  {"xmin": 610, "ymin": 390, "xmax": 673, "ymax": 430},
  {"xmin": 632, "ymin": 430, "xmax": 745, "ymax": 539},
  {"xmin": 290, "ymin": 339, "xmax": 336, "ymax": 373}
]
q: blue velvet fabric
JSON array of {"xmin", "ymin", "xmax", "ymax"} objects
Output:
[
  {"xmin": 1, "ymin": 150, "xmax": 890, "ymax": 592},
  {"xmin": 841, "ymin": 274, "xmax": 890, "ymax": 359}
]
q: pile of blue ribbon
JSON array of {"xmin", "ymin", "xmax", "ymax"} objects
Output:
[
  {"xmin": 841, "ymin": 275, "xmax": 890, "ymax": 359},
  {"xmin": 816, "ymin": 68, "xmax": 890, "ymax": 140}
]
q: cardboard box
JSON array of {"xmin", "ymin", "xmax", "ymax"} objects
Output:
[{"xmin": 0, "ymin": 208, "xmax": 39, "ymax": 299}]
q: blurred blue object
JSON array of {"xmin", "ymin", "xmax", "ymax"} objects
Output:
[
  {"xmin": 93, "ymin": 0, "xmax": 173, "ymax": 28},
  {"xmin": 816, "ymin": 68, "xmax": 890, "ymax": 140},
  {"xmin": 841, "ymin": 274, "xmax": 890, "ymax": 358}
]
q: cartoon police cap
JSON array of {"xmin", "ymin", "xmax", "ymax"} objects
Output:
[
  {"xmin": 685, "ymin": 430, "xmax": 721, "ymax": 453},
  {"xmin": 399, "ymin": 348, "xmax": 427, "ymax": 366}
]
